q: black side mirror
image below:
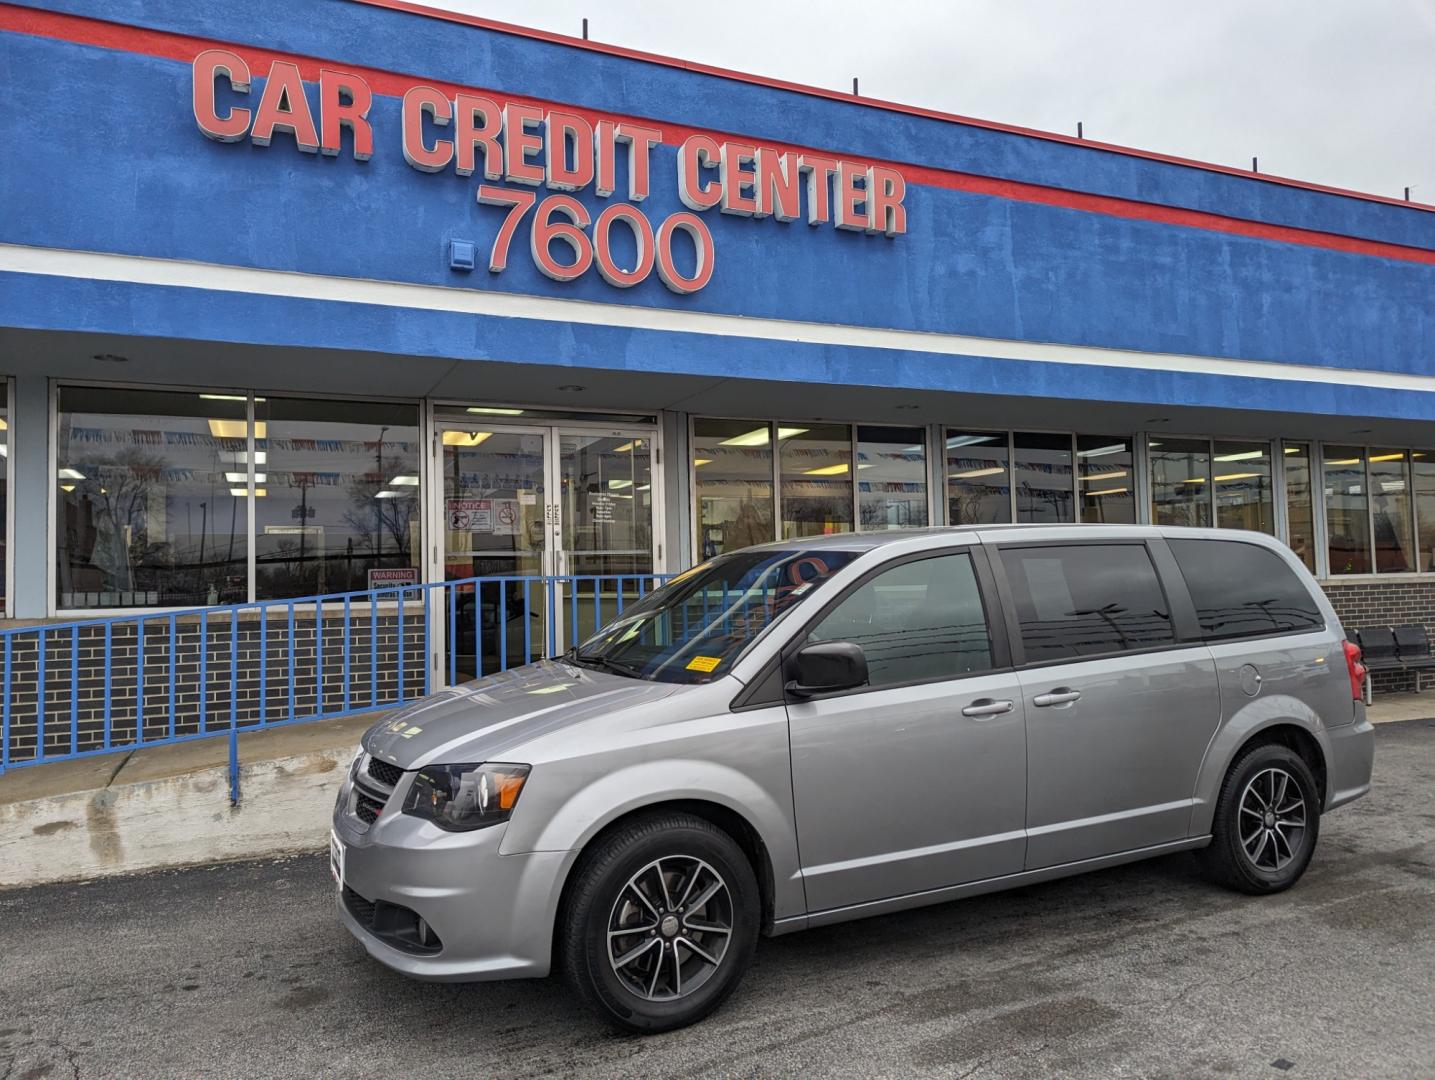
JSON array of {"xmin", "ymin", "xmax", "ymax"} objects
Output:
[{"xmin": 786, "ymin": 641, "xmax": 868, "ymax": 697}]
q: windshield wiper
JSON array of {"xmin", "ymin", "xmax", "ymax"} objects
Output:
[{"xmin": 565, "ymin": 649, "xmax": 649, "ymax": 680}]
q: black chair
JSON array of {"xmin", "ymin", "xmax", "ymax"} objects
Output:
[
  {"xmin": 1354, "ymin": 627, "xmax": 1401, "ymax": 706},
  {"xmin": 1394, "ymin": 625, "xmax": 1435, "ymax": 691}
]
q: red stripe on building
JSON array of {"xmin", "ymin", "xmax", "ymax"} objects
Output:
[{"xmin": 3, "ymin": 2, "xmax": 1434, "ymax": 268}]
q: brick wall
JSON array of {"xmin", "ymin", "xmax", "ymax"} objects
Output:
[{"xmin": 1321, "ymin": 578, "xmax": 1435, "ymax": 694}]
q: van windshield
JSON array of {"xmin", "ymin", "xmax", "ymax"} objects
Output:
[{"xmin": 567, "ymin": 548, "xmax": 858, "ymax": 684}]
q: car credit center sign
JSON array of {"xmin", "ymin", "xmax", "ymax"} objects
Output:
[{"xmin": 190, "ymin": 50, "xmax": 908, "ymax": 294}]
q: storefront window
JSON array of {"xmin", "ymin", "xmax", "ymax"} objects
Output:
[
  {"xmin": 780, "ymin": 424, "xmax": 853, "ymax": 539},
  {"xmin": 1076, "ymin": 436, "xmax": 1135, "ymax": 524},
  {"xmin": 946, "ymin": 431, "xmax": 1010, "ymax": 524},
  {"xmin": 1323, "ymin": 445, "xmax": 1371, "ymax": 575},
  {"xmin": 1014, "ymin": 432, "xmax": 1073, "ymax": 523},
  {"xmin": 1283, "ymin": 443, "xmax": 1316, "ymax": 572},
  {"xmin": 1213, "ymin": 440, "xmax": 1273, "ymax": 534},
  {"xmin": 856, "ymin": 426, "xmax": 928, "ymax": 529},
  {"xmin": 1149, "ymin": 437, "xmax": 1211, "ymax": 527},
  {"xmin": 1415, "ymin": 451, "xmax": 1435, "ymax": 573},
  {"xmin": 1369, "ymin": 449, "xmax": 1415, "ymax": 573},
  {"xmin": 693, "ymin": 419, "xmax": 775, "ymax": 559},
  {"xmin": 254, "ymin": 398, "xmax": 420, "ymax": 599},
  {"xmin": 0, "ymin": 385, "xmax": 7, "ymax": 612},
  {"xmin": 57, "ymin": 387, "xmax": 250, "ymax": 608}
]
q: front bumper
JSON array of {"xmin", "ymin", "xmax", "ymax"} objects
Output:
[{"xmin": 331, "ymin": 768, "xmax": 576, "ymax": 982}]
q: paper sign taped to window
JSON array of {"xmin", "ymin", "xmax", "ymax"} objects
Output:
[{"xmin": 685, "ymin": 655, "xmax": 722, "ymax": 673}]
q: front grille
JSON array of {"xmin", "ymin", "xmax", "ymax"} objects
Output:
[
  {"xmin": 354, "ymin": 790, "xmax": 385, "ymax": 825},
  {"xmin": 367, "ymin": 758, "xmax": 403, "ymax": 788}
]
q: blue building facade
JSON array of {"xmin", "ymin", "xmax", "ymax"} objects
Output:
[{"xmin": 2, "ymin": 0, "xmax": 1433, "ymax": 673}]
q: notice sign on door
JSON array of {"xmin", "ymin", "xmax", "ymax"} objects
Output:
[
  {"xmin": 448, "ymin": 497, "xmax": 521, "ymax": 535},
  {"xmin": 448, "ymin": 498, "xmax": 492, "ymax": 530}
]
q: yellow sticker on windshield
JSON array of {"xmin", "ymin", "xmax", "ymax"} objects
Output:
[{"xmin": 686, "ymin": 655, "xmax": 722, "ymax": 673}]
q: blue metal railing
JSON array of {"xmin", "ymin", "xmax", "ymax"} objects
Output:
[{"xmin": 0, "ymin": 573, "xmax": 667, "ymax": 800}]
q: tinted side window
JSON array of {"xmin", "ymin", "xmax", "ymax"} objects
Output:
[
  {"xmin": 807, "ymin": 553, "xmax": 993, "ymax": 686},
  {"xmin": 1168, "ymin": 539, "xmax": 1324, "ymax": 640},
  {"xmin": 1000, "ymin": 544, "xmax": 1175, "ymax": 662}
]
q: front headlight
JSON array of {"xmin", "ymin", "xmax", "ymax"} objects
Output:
[{"xmin": 401, "ymin": 763, "xmax": 531, "ymax": 831}]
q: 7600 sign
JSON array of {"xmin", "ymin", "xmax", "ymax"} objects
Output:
[{"xmin": 477, "ymin": 186, "xmax": 713, "ymax": 294}]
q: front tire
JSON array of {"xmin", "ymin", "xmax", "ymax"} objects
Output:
[
  {"xmin": 559, "ymin": 812, "xmax": 760, "ymax": 1033},
  {"xmin": 1198, "ymin": 741, "xmax": 1321, "ymax": 894}
]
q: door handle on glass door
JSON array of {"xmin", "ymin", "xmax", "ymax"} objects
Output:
[
  {"xmin": 961, "ymin": 698, "xmax": 1014, "ymax": 718},
  {"xmin": 1032, "ymin": 688, "xmax": 1081, "ymax": 708}
]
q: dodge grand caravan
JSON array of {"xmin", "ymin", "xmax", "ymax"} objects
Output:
[{"xmin": 332, "ymin": 525, "xmax": 1374, "ymax": 1032}]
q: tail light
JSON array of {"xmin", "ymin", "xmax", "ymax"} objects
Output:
[{"xmin": 1342, "ymin": 640, "xmax": 1367, "ymax": 701}]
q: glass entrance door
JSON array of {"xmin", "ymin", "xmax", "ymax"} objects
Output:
[
  {"xmin": 556, "ymin": 432, "xmax": 656, "ymax": 649},
  {"xmin": 434, "ymin": 419, "xmax": 659, "ymax": 680},
  {"xmin": 439, "ymin": 426, "xmax": 548, "ymax": 680}
]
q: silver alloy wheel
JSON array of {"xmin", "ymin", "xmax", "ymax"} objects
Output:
[
  {"xmin": 1238, "ymin": 766, "xmax": 1307, "ymax": 872},
  {"xmin": 607, "ymin": 855, "xmax": 733, "ymax": 1001}
]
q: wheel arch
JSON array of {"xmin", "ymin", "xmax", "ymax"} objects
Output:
[{"xmin": 1192, "ymin": 711, "xmax": 1331, "ymax": 835}]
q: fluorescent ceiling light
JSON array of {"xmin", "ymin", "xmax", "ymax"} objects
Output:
[
  {"xmin": 950, "ymin": 467, "xmax": 1007, "ymax": 480},
  {"xmin": 465, "ymin": 407, "xmax": 525, "ymax": 415},
  {"xmin": 60, "ymin": 483, "xmax": 75, "ymax": 493},
  {"xmin": 804, "ymin": 463, "xmax": 850, "ymax": 476},
  {"xmin": 1213, "ymin": 450, "xmax": 1265, "ymax": 462},
  {"xmin": 1283, "ymin": 446, "xmax": 1303, "ymax": 454},
  {"xmin": 608, "ymin": 479, "xmax": 633, "ymax": 489},
  {"xmin": 1324, "ymin": 458, "xmax": 1361, "ymax": 466},
  {"xmin": 1181, "ymin": 478, "xmax": 1208, "ymax": 484},
  {"xmin": 777, "ymin": 426, "xmax": 808, "ymax": 440},
  {"xmin": 224, "ymin": 472, "xmax": 266, "ymax": 484},
  {"xmin": 374, "ymin": 490, "xmax": 403, "ymax": 499},
  {"xmin": 1368, "ymin": 452, "xmax": 1407, "ymax": 462},
  {"xmin": 1213, "ymin": 472, "xmax": 1261, "ymax": 482},
  {"xmin": 721, "ymin": 427, "xmax": 772, "ymax": 447},
  {"xmin": 946, "ymin": 434, "xmax": 1000, "ymax": 449},
  {"xmin": 1086, "ymin": 487, "xmax": 1129, "ymax": 497},
  {"xmin": 57, "ymin": 467, "xmax": 86, "ymax": 480},
  {"xmin": 692, "ymin": 458, "xmax": 712, "ymax": 467},
  {"xmin": 1081, "ymin": 471, "xmax": 1127, "ymax": 483},
  {"xmin": 636, "ymin": 484, "xmax": 650, "ymax": 491},
  {"xmin": 612, "ymin": 442, "xmax": 636, "ymax": 453},
  {"xmin": 441, "ymin": 431, "xmax": 492, "ymax": 447},
  {"xmin": 0, "ymin": 419, "xmax": 7, "ymax": 430},
  {"xmin": 198, "ymin": 393, "xmax": 255, "ymax": 402},
  {"xmin": 0, "ymin": 446, "xmax": 7, "ymax": 457},
  {"xmin": 1077, "ymin": 443, "xmax": 1127, "ymax": 458},
  {"xmin": 208, "ymin": 419, "xmax": 264, "ymax": 439},
  {"xmin": 388, "ymin": 475, "xmax": 420, "ymax": 486},
  {"xmin": 230, "ymin": 487, "xmax": 266, "ymax": 497}
]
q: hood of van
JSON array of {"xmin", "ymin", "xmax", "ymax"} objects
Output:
[{"xmin": 360, "ymin": 660, "xmax": 682, "ymax": 769}]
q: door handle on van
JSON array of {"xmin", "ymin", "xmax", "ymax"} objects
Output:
[
  {"xmin": 1032, "ymin": 688, "xmax": 1081, "ymax": 708},
  {"xmin": 961, "ymin": 698, "xmax": 1014, "ymax": 718}
]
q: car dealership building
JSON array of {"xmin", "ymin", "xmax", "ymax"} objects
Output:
[{"xmin": 2, "ymin": 0, "xmax": 1434, "ymax": 691}]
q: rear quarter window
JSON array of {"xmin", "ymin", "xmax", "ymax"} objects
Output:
[{"xmin": 1168, "ymin": 538, "xmax": 1324, "ymax": 641}]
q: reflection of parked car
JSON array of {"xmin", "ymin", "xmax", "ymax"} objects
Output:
[
  {"xmin": 450, "ymin": 582, "xmax": 542, "ymax": 677},
  {"xmin": 334, "ymin": 526, "xmax": 1374, "ymax": 1033}
]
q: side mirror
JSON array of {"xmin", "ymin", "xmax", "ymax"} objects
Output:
[{"xmin": 786, "ymin": 641, "xmax": 868, "ymax": 698}]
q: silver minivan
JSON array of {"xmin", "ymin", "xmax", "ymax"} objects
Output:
[{"xmin": 332, "ymin": 525, "xmax": 1375, "ymax": 1031}]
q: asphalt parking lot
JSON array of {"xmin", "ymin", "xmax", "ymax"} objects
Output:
[{"xmin": 2, "ymin": 719, "xmax": 1432, "ymax": 1080}]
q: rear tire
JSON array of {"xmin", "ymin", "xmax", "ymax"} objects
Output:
[
  {"xmin": 559, "ymin": 812, "xmax": 759, "ymax": 1033},
  {"xmin": 1198, "ymin": 741, "xmax": 1320, "ymax": 894}
]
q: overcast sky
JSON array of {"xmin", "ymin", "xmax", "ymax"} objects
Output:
[{"xmin": 421, "ymin": 0, "xmax": 1434, "ymax": 203}]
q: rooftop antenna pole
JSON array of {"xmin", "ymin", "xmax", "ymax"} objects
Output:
[
  {"xmin": 1077, "ymin": 121, "xmax": 1084, "ymax": 139},
  {"xmin": 581, "ymin": 17, "xmax": 588, "ymax": 40},
  {"xmin": 1405, "ymin": 186, "xmax": 1413, "ymax": 202},
  {"xmin": 1252, "ymin": 156, "xmax": 1259, "ymax": 173},
  {"xmin": 852, "ymin": 77, "xmax": 859, "ymax": 96}
]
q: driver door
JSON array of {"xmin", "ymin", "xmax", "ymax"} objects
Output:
[{"xmin": 785, "ymin": 548, "xmax": 1028, "ymax": 913}]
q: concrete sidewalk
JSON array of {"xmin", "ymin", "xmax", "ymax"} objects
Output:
[
  {"xmin": 0, "ymin": 693, "xmax": 1428, "ymax": 890},
  {"xmin": 0, "ymin": 712, "xmax": 385, "ymax": 888}
]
